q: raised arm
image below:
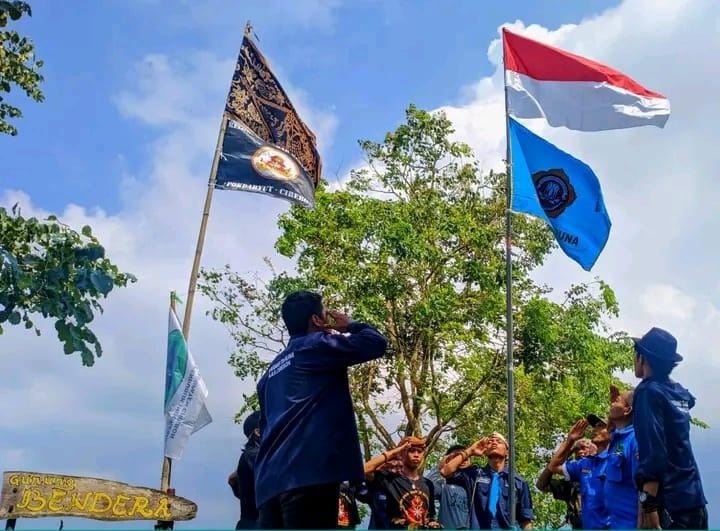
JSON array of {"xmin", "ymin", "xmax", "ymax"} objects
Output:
[
  {"xmin": 364, "ymin": 442, "xmax": 409, "ymax": 476},
  {"xmin": 440, "ymin": 437, "xmax": 489, "ymax": 478},
  {"xmin": 537, "ymin": 419, "xmax": 588, "ymax": 490},
  {"xmin": 319, "ymin": 310, "xmax": 389, "ymax": 367}
]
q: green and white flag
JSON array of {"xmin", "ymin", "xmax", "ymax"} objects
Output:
[{"xmin": 164, "ymin": 308, "xmax": 212, "ymax": 459}]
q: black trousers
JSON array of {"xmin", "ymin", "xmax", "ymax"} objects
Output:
[
  {"xmin": 662, "ymin": 506, "xmax": 708, "ymax": 530},
  {"xmin": 258, "ymin": 482, "xmax": 340, "ymax": 529}
]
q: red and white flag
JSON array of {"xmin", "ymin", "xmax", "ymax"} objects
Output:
[{"xmin": 503, "ymin": 28, "xmax": 670, "ymax": 131}]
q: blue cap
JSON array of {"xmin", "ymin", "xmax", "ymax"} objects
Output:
[{"xmin": 632, "ymin": 327, "xmax": 683, "ymax": 363}]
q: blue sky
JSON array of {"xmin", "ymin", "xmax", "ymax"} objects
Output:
[
  {"xmin": 2, "ymin": 0, "xmax": 616, "ymax": 213},
  {"xmin": 2, "ymin": 0, "xmax": 719, "ymax": 529}
]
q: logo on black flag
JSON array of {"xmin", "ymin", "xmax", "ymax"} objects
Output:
[
  {"xmin": 531, "ymin": 169, "xmax": 576, "ymax": 218},
  {"xmin": 212, "ymin": 35, "xmax": 321, "ymax": 207}
]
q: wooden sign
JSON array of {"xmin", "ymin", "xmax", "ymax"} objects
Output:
[{"xmin": 0, "ymin": 471, "xmax": 197, "ymax": 521}]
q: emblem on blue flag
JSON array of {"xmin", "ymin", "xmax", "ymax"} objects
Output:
[{"xmin": 532, "ymin": 169, "xmax": 576, "ymax": 218}]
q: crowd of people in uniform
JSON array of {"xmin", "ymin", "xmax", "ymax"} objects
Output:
[{"xmin": 227, "ymin": 291, "xmax": 708, "ymax": 529}]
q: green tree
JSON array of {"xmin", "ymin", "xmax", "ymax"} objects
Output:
[
  {"xmin": 199, "ymin": 105, "xmax": 632, "ymax": 527},
  {"xmin": 0, "ymin": 205, "xmax": 136, "ymax": 366},
  {"xmin": 0, "ymin": 0, "xmax": 43, "ymax": 136}
]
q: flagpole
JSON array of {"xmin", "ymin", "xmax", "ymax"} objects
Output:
[
  {"xmin": 181, "ymin": 115, "xmax": 227, "ymax": 340},
  {"xmin": 502, "ymin": 30, "xmax": 517, "ymax": 529},
  {"xmin": 181, "ymin": 23, "xmax": 254, "ymax": 340},
  {"xmin": 161, "ymin": 292, "xmax": 175, "ymax": 493},
  {"xmin": 156, "ymin": 292, "xmax": 177, "ymax": 530}
]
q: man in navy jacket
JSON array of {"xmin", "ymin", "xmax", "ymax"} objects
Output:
[
  {"xmin": 254, "ymin": 291, "xmax": 388, "ymax": 529},
  {"xmin": 440, "ymin": 433, "xmax": 534, "ymax": 529},
  {"xmin": 633, "ymin": 327, "xmax": 707, "ymax": 529}
]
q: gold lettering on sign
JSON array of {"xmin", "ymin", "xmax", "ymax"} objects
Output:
[
  {"xmin": 15, "ymin": 488, "xmax": 46, "ymax": 512},
  {"xmin": 15, "ymin": 489, "xmax": 31, "ymax": 509},
  {"xmin": 112, "ymin": 494, "xmax": 129, "ymax": 517},
  {"xmin": 154, "ymin": 497, "xmax": 171, "ymax": 519},
  {"xmin": 1, "ymin": 471, "xmax": 196, "ymax": 521},
  {"xmin": 90, "ymin": 492, "xmax": 112, "ymax": 513},
  {"xmin": 129, "ymin": 496, "xmax": 153, "ymax": 518},
  {"xmin": 71, "ymin": 491, "xmax": 93, "ymax": 511},
  {"xmin": 47, "ymin": 488, "xmax": 66, "ymax": 512}
]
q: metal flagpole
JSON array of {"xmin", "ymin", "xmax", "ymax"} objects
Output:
[{"xmin": 502, "ymin": 32, "xmax": 517, "ymax": 529}]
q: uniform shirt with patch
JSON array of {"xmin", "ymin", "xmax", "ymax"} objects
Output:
[
  {"xmin": 601, "ymin": 426, "xmax": 638, "ymax": 530},
  {"xmin": 563, "ymin": 451, "xmax": 610, "ymax": 529},
  {"xmin": 371, "ymin": 470, "xmax": 436, "ymax": 529},
  {"xmin": 447, "ymin": 465, "xmax": 534, "ymax": 530},
  {"xmin": 633, "ymin": 377, "xmax": 707, "ymax": 512}
]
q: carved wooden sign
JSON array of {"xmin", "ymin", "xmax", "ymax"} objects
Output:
[{"xmin": 0, "ymin": 471, "xmax": 197, "ymax": 521}]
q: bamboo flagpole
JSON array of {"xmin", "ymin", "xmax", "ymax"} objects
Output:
[
  {"xmin": 156, "ymin": 292, "xmax": 176, "ymax": 530},
  {"xmin": 180, "ymin": 21, "xmax": 253, "ymax": 340},
  {"xmin": 502, "ymin": 32, "xmax": 518, "ymax": 529},
  {"xmin": 160, "ymin": 292, "xmax": 176, "ymax": 493},
  {"xmin": 181, "ymin": 116, "xmax": 228, "ymax": 339}
]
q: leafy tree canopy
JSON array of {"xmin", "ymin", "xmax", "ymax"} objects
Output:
[
  {"xmin": 0, "ymin": 0, "xmax": 43, "ymax": 135},
  {"xmin": 200, "ymin": 105, "xmax": 633, "ymax": 526},
  {"xmin": 0, "ymin": 205, "xmax": 136, "ymax": 366}
]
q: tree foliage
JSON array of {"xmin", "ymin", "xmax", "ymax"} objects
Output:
[
  {"xmin": 0, "ymin": 0, "xmax": 43, "ymax": 136},
  {"xmin": 200, "ymin": 105, "xmax": 633, "ymax": 526},
  {"xmin": 0, "ymin": 205, "xmax": 136, "ymax": 365}
]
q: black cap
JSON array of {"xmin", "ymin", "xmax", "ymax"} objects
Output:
[
  {"xmin": 243, "ymin": 411, "xmax": 261, "ymax": 437},
  {"xmin": 586, "ymin": 414, "xmax": 607, "ymax": 428}
]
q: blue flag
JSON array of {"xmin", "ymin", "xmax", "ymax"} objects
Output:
[{"xmin": 509, "ymin": 118, "xmax": 611, "ymax": 270}]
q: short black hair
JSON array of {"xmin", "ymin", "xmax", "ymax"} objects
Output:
[
  {"xmin": 446, "ymin": 444, "xmax": 466, "ymax": 455},
  {"xmin": 638, "ymin": 352, "xmax": 677, "ymax": 378},
  {"xmin": 281, "ymin": 291, "xmax": 324, "ymax": 335}
]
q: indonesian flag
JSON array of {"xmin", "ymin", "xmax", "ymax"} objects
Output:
[{"xmin": 503, "ymin": 28, "xmax": 670, "ymax": 131}]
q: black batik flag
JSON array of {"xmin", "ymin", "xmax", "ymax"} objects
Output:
[{"xmin": 213, "ymin": 35, "xmax": 321, "ymax": 208}]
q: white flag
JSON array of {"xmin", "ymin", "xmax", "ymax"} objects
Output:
[{"xmin": 164, "ymin": 308, "xmax": 212, "ymax": 459}]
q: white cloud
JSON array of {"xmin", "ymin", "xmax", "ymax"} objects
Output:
[{"xmin": 640, "ymin": 284, "xmax": 697, "ymax": 321}]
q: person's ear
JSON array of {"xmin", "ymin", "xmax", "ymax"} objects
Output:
[{"xmin": 310, "ymin": 313, "xmax": 325, "ymax": 329}]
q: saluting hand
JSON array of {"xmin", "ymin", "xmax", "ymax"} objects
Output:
[
  {"xmin": 389, "ymin": 441, "xmax": 411, "ymax": 456},
  {"xmin": 469, "ymin": 437, "xmax": 490, "ymax": 457},
  {"xmin": 326, "ymin": 309, "xmax": 352, "ymax": 332},
  {"xmin": 567, "ymin": 419, "xmax": 588, "ymax": 442}
]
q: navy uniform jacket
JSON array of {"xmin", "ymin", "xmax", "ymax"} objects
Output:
[
  {"xmin": 447, "ymin": 465, "xmax": 534, "ymax": 530},
  {"xmin": 254, "ymin": 322, "xmax": 388, "ymax": 507},
  {"xmin": 633, "ymin": 376, "xmax": 707, "ymax": 511}
]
